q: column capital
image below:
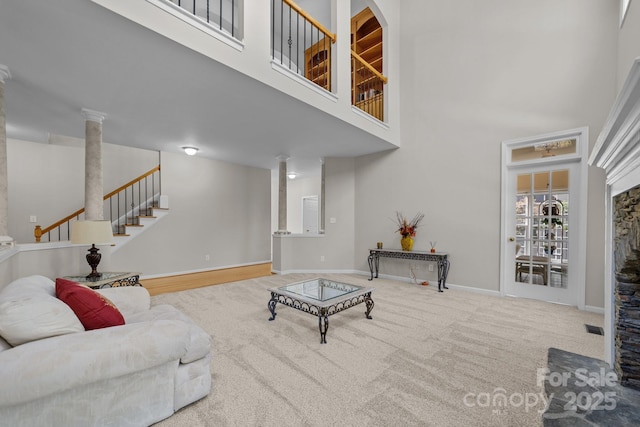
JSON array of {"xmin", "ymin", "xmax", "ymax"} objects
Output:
[
  {"xmin": 81, "ymin": 108, "xmax": 107, "ymax": 123},
  {"xmin": 276, "ymin": 155, "xmax": 290, "ymax": 162},
  {"xmin": 0, "ymin": 65, "xmax": 11, "ymax": 83},
  {"xmin": 0, "ymin": 236, "xmax": 15, "ymax": 245}
]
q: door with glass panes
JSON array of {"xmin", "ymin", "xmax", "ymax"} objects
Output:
[{"xmin": 502, "ymin": 129, "xmax": 586, "ymax": 306}]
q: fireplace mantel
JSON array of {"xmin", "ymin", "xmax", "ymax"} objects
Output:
[
  {"xmin": 590, "ymin": 58, "xmax": 640, "ymax": 184},
  {"xmin": 589, "ymin": 57, "xmax": 640, "ymax": 371}
]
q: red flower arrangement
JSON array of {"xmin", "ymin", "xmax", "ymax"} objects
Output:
[{"xmin": 395, "ymin": 212, "xmax": 425, "ymax": 237}]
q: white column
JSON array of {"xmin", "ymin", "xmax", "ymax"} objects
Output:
[
  {"xmin": 275, "ymin": 155, "xmax": 290, "ymax": 234},
  {"xmin": 0, "ymin": 65, "xmax": 12, "ymax": 243},
  {"xmin": 319, "ymin": 158, "xmax": 325, "ymax": 234},
  {"xmin": 81, "ymin": 108, "xmax": 106, "ymax": 221}
]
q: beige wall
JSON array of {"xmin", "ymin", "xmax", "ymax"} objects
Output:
[
  {"xmin": 272, "ymin": 157, "xmax": 355, "ymax": 273},
  {"xmin": 0, "ymin": 245, "xmax": 102, "ymax": 290},
  {"xmin": 286, "ymin": 175, "xmax": 321, "ymax": 234},
  {"xmin": 7, "ymin": 138, "xmax": 158, "ymax": 244},
  {"xmin": 4, "ymin": 0, "xmax": 632, "ymax": 309},
  {"xmin": 111, "ymin": 151, "xmax": 271, "ymax": 277},
  {"xmin": 354, "ymin": 0, "xmax": 617, "ymax": 308},
  {"xmin": 3, "ymin": 140, "xmax": 270, "ymax": 282}
]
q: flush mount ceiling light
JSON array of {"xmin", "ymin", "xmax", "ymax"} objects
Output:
[
  {"xmin": 182, "ymin": 146, "xmax": 199, "ymax": 156},
  {"xmin": 287, "ymin": 172, "xmax": 297, "ymax": 179}
]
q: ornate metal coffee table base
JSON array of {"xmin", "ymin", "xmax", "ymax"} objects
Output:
[{"xmin": 268, "ymin": 279, "xmax": 374, "ymax": 344}]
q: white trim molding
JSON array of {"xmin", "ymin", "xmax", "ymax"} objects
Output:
[
  {"xmin": 589, "ymin": 58, "xmax": 640, "ymax": 179},
  {"xmin": 81, "ymin": 108, "xmax": 107, "ymax": 124},
  {"xmin": 588, "ymin": 57, "xmax": 640, "ymax": 368},
  {"xmin": 621, "ymin": 0, "xmax": 633, "ymax": 28},
  {"xmin": 270, "ymin": 60, "xmax": 339, "ymax": 103},
  {"xmin": 501, "ymin": 127, "xmax": 589, "ymax": 310}
]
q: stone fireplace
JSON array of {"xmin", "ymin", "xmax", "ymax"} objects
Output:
[
  {"xmin": 589, "ymin": 57, "xmax": 640, "ymax": 387},
  {"xmin": 613, "ymin": 187, "xmax": 640, "ymax": 390}
]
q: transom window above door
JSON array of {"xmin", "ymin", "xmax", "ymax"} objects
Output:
[{"xmin": 511, "ymin": 138, "xmax": 577, "ymax": 163}]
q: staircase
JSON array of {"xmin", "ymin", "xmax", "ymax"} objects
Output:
[
  {"xmin": 111, "ymin": 202, "xmax": 169, "ymax": 252},
  {"xmin": 34, "ymin": 166, "xmax": 168, "ymax": 250}
]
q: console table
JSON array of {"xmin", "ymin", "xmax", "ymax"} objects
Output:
[
  {"xmin": 63, "ymin": 272, "xmax": 141, "ymax": 289},
  {"xmin": 368, "ymin": 249, "xmax": 450, "ymax": 292}
]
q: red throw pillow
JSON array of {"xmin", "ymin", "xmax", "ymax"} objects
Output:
[{"xmin": 55, "ymin": 278, "xmax": 125, "ymax": 330}]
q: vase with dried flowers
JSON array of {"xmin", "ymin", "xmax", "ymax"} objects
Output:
[{"xmin": 395, "ymin": 212, "xmax": 425, "ymax": 251}]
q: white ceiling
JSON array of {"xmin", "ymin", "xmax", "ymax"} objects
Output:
[{"xmin": 0, "ymin": 0, "xmax": 394, "ymax": 178}]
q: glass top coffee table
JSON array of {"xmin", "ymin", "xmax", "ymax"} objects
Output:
[{"xmin": 268, "ymin": 278, "xmax": 374, "ymax": 344}]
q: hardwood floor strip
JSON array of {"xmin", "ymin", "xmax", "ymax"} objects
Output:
[{"xmin": 140, "ymin": 262, "xmax": 272, "ymax": 296}]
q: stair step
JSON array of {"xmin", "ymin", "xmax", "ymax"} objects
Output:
[
  {"xmin": 137, "ymin": 215, "xmax": 157, "ymax": 219},
  {"xmin": 124, "ymin": 224, "xmax": 144, "ymax": 227},
  {"xmin": 113, "ymin": 233, "xmax": 130, "ymax": 237}
]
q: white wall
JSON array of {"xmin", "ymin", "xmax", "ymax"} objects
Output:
[
  {"xmin": 618, "ymin": 0, "xmax": 640, "ymax": 91},
  {"xmin": 353, "ymin": 0, "xmax": 617, "ymax": 308},
  {"xmin": 7, "ymin": 138, "xmax": 158, "ymax": 244},
  {"xmin": 111, "ymin": 151, "xmax": 271, "ymax": 277}
]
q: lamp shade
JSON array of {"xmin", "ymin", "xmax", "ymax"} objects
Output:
[{"xmin": 71, "ymin": 221, "xmax": 114, "ymax": 245}]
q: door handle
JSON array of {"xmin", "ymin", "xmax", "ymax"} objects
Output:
[{"xmin": 508, "ymin": 237, "xmax": 515, "ymax": 242}]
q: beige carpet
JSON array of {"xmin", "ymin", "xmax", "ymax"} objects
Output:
[{"xmin": 152, "ymin": 274, "xmax": 604, "ymax": 427}]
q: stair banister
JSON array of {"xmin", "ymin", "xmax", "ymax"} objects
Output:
[
  {"xmin": 282, "ymin": 0, "xmax": 336, "ymax": 43},
  {"xmin": 34, "ymin": 165, "xmax": 161, "ymax": 242},
  {"xmin": 351, "ymin": 50, "xmax": 388, "ymax": 84}
]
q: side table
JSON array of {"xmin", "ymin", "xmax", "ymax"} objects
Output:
[{"xmin": 63, "ymin": 272, "xmax": 142, "ymax": 289}]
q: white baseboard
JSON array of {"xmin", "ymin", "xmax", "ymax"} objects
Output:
[
  {"xmin": 266, "ymin": 269, "xmax": 604, "ymax": 308},
  {"xmin": 354, "ymin": 269, "xmax": 502, "ymax": 297},
  {"xmin": 444, "ymin": 283, "xmax": 501, "ymax": 297},
  {"xmin": 272, "ymin": 269, "xmax": 359, "ymax": 276},
  {"xmin": 583, "ymin": 305, "xmax": 605, "ymax": 314}
]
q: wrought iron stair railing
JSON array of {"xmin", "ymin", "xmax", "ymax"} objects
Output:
[
  {"xmin": 166, "ymin": 0, "xmax": 239, "ymax": 38},
  {"xmin": 34, "ymin": 166, "xmax": 161, "ymax": 243}
]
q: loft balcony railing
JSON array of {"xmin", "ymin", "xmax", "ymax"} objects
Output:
[
  {"xmin": 159, "ymin": 1, "xmax": 388, "ymax": 120},
  {"xmin": 34, "ymin": 166, "xmax": 161, "ymax": 243},
  {"xmin": 351, "ymin": 50, "xmax": 387, "ymax": 122},
  {"xmin": 167, "ymin": 0, "xmax": 239, "ymax": 38},
  {"xmin": 271, "ymin": 0, "xmax": 336, "ymax": 92}
]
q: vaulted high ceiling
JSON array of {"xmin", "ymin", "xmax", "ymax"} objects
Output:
[{"xmin": 0, "ymin": 0, "xmax": 394, "ymax": 177}]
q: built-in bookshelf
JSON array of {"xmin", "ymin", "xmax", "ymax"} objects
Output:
[
  {"xmin": 351, "ymin": 7, "xmax": 384, "ymax": 120},
  {"xmin": 305, "ymin": 37, "xmax": 331, "ymax": 91}
]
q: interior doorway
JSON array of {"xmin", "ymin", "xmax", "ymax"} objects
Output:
[
  {"xmin": 302, "ymin": 196, "xmax": 319, "ymax": 234},
  {"xmin": 501, "ymin": 128, "xmax": 588, "ymax": 307}
]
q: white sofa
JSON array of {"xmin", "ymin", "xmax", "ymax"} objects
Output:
[{"xmin": 0, "ymin": 275, "xmax": 211, "ymax": 427}]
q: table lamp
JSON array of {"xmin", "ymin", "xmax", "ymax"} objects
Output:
[{"xmin": 71, "ymin": 220, "xmax": 114, "ymax": 279}]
